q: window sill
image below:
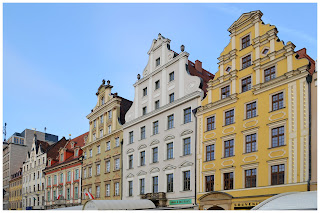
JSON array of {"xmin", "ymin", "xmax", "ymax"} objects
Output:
[
  {"xmin": 164, "ymin": 158, "xmax": 175, "ymax": 162},
  {"xmin": 222, "ymin": 123, "xmax": 235, "ymax": 127},
  {"xmin": 150, "ymin": 161, "xmax": 159, "ymax": 165},
  {"xmin": 204, "ymin": 129, "xmax": 216, "ymax": 133},
  {"xmin": 239, "ymin": 45, "xmax": 251, "ymax": 51},
  {"xmin": 138, "ymin": 165, "xmax": 146, "ymax": 168},
  {"xmin": 268, "ymin": 144, "xmax": 286, "ymax": 150},
  {"xmin": 221, "ymin": 155, "xmax": 235, "ymax": 159},
  {"xmin": 104, "ymin": 172, "xmax": 111, "ymax": 174},
  {"xmin": 180, "ymin": 190, "xmax": 191, "ymax": 193},
  {"xmin": 243, "ymin": 115, "xmax": 258, "ymax": 121},
  {"xmin": 151, "ymin": 133, "xmax": 159, "ymax": 137},
  {"xmin": 181, "ymin": 154, "xmax": 191, "ymax": 158},
  {"xmin": 269, "ymin": 107, "xmax": 286, "ymax": 113},
  {"xmin": 242, "ymin": 150, "xmax": 258, "ymax": 155},
  {"xmin": 239, "ymin": 64, "xmax": 253, "ymax": 71},
  {"xmin": 204, "ymin": 159, "xmax": 215, "ymax": 163},
  {"xmin": 166, "ymin": 127, "xmax": 175, "ymax": 131}
]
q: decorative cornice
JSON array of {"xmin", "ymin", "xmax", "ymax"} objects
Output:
[{"xmin": 197, "ymin": 93, "xmax": 238, "ymax": 116}]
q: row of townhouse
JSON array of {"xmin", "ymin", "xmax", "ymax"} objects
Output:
[{"xmin": 11, "ymin": 9, "xmax": 317, "ymax": 211}]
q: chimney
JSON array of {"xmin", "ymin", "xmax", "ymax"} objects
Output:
[{"xmin": 195, "ymin": 60, "xmax": 202, "ymax": 73}]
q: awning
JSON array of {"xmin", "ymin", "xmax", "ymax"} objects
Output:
[
  {"xmin": 252, "ymin": 191, "xmax": 317, "ymax": 210},
  {"xmin": 83, "ymin": 200, "xmax": 156, "ymax": 210},
  {"xmin": 50, "ymin": 205, "xmax": 83, "ymax": 210}
]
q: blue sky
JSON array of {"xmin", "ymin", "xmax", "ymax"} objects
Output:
[{"xmin": 3, "ymin": 3, "xmax": 317, "ymax": 140}]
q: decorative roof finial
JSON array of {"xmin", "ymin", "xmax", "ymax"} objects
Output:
[
  {"xmin": 158, "ymin": 33, "xmax": 162, "ymax": 39},
  {"xmin": 69, "ymin": 134, "xmax": 71, "ymax": 140},
  {"xmin": 137, "ymin": 74, "xmax": 141, "ymax": 80},
  {"xmin": 181, "ymin": 45, "xmax": 185, "ymax": 52},
  {"xmin": 107, "ymin": 80, "xmax": 110, "ymax": 85},
  {"xmin": 102, "ymin": 79, "xmax": 106, "ymax": 85}
]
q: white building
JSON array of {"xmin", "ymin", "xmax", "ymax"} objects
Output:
[
  {"xmin": 122, "ymin": 34, "xmax": 214, "ymax": 208},
  {"xmin": 22, "ymin": 133, "xmax": 51, "ymax": 210}
]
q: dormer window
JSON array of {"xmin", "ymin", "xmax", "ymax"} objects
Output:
[
  {"xmin": 60, "ymin": 153, "xmax": 64, "ymax": 162},
  {"xmin": 101, "ymin": 96, "xmax": 105, "ymax": 105},
  {"xmin": 74, "ymin": 149, "xmax": 79, "ymax": 157},
  {"xmin": 143, "ymin": 87, "xmax": 148, "ymax": 96},
  {"xmin": 48, "ymin": 160, "xmax": 51, "ymax": 166},
  {"xmin": 241, "ymin": 35, "xmax": 250, "ymax": 49},
  {"xmin": 71, "ymin": 142, "xmax": 74, "ymax": 149},
  {"xmin": 156, "ymin": 57, "xmax": 160, "ymax": 67}
]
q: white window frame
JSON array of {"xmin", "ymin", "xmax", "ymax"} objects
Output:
[
  {"xmin": 267, "ymin": 158, "xmax": 287, "ymax": 185},
  {"xmin": 241, "ymin": 163, "xmax": 259, "ymax": 188},
  {"xmin": 220, "ymin": 167, "xmax": 235, "ymax": 191}
]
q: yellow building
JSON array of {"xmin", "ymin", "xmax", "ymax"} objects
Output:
[
  {"xmin": 9, "ymin": 169, "xmax": 23, "ymax": 210},
  {"xmin": 81, "ymin": 80, "xmax": 132, "ymax": 203},
  {"xmin": 196, "ymin": 10, "xmax": 315, "ymax": 210}
]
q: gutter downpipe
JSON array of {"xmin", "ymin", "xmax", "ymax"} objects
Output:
[
  {"xmin": 121, "ymin": 139, "xmax": 123, "ymax": 199},
  {"xmin": 192, "ymin": 107, "xmax": 200, "ymax": 209},
  {"xmin": 306, "ymin": 73, "xmax": 312, "ymax": 191}
]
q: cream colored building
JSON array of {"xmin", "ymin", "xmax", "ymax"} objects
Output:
[{"xmin": 81, "ymin": 80, "xmax": 132, "ymax": 203}]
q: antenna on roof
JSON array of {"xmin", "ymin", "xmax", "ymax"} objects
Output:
[
  {"xmin": 44, "ymin": 127, "xmax": 47, "ymax": 134},
  {"xmin": 3, "ymin": 122, "xmax": 7, "ymax": 142}
]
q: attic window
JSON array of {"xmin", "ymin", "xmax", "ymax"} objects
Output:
[
  {"xmin": 156, "ymin": 58, "xmax": 160, "ymax": 67},
  {"xmin": 71, "ymin": 142, "xmax": 74, "ymax": 148},
  {"xmin": 75, "ymin": 149, "xmax": 79, "ymax": 157},
  {"xmin": 60, "ymin": 153, "xmax": 64, "ymax": 162},
  {"xmin": 101, "ymin": 96, "xmax": 105, "ymax": 105},
  {"xmin": 48, "ymin": 160, "xmax": 51, "ymax": 166},
  {"xmin": 241, "ymin": 35, "xmax": 250, "ymax": 49}
]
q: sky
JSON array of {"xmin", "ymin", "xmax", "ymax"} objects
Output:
[{"xmin": 3, "ymin": 3, "xmax": 317, "ymax": 140}]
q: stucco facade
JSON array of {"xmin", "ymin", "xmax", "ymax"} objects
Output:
[
  {"xmin": 9, "ymin": 169, "xmax": 23, "ymax": 210},
  {"xmin": 44, "ymin": 133, "xmax": 87, "ymax": 209},
  {"xmin": 122, "ymin": 34, "xmax": 213, "ymax": 208},
  {"xmin": 22, "ymin": 134, "xmax": 51, "ymax": 210},
  {"xmin": 81, "ymin": 80, "xmax": 132, "ymax": 203},
  {"xmin": 196, "ymin": 10, "xmax": 315, "ymax": 210}
]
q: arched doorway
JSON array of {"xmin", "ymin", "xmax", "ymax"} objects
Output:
[
  {"xmin": 199, "ymin": 192, "xmax": 233, "ymax": 210},
  {"xmin": 207, "ymin": 205, "xmax": 224, "ymax": 210}
]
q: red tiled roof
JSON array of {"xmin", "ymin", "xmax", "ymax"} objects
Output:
[
  {"xmin": 295, "ymin": 48, "xmax": 315, "ymax": 75},
  {"xmin": 188, "ymin": 60, "xmax": 215, "ymax": 94},
  {"xmin": 46, "ymin": 137, "xmax": 68, "ymax": 160},
  {"xmin": 70, "ymin": 131, "xmax": 89, "ymax": 148}
]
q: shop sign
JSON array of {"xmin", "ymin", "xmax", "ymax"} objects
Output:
[
  {"xmin": 233, "ymin": 202, "xmax": 260, "ymax": 207},
  {"xmin": 169, "ymin": 199, "xmax": 192, "ymax": 205}
]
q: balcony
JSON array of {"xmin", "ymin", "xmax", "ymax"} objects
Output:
[{"xmin": 140, "ymin": 192, "xmax": 167, "ymax": 207}]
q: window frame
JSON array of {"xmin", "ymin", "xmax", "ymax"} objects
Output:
[
  {"xmin": 224, "ymin": 108, "xmax": 235, "ymax": 126},
  {"xmin": 241, "ymin": 75, "xmax": 252, "ymax": 93},
  {"xmin": 167, "ymin": 173, "xmax": 174, "ymax": 193},
  {"xmin": 183, "ymin": 107, "xmax": 192, "ymax": 124},
  {"xmin": 271, "ymin": 92, "xmax": 284, "ymax": 111},
  {"xmin": 264, "ymin": 65, "xmax": 276, "ymax": 82},
  {"xmin": 140, "ymin": 126, "xmax": 146, "ymax": 140},
  {"xmin": 245, "ymin": 168, "xmax": 257, "ymax": 188},
  {"xmin": 221, "ymin": 85, "xmax": 230, "ymax": 99},
  {"xmin": 206, "ymin": 115, "xmax": 215, "ymax": 131},
  {"xmin": 143, "ymin": 87, "xmax": 148, "ymax": 96},
  {"xmin": 183, "ymin": 170, "xmax": 191, "ymax": 191},
  {"xmin": 183, "ymin": 137, "xmax": 191, "ymax": 156},
  {"xmin": 167, "ymin": 114, "xmax": 174, "ymax": 129},
  {"xmin": 240, "ymin": 33, "xmax": 251, "ymax": 49},
  {"xmin": 153, "ymin": 121, "xmax": 159, "ymax": 135},
  {"xmin": 155, "ymin": 80, "xmax": 160, "ymax": 90},
  {"xmin": 245, "ymin": 100, "xmax": 257, "ymax": 119},
  {"xmin": 156, "ymin": 57, "xmax": 160, "ymax": 67},
  {"xmin": 169, "ymin": 71, "xmax": 174, "ymax": 82},
  {"xmin": 223, "ymin": 172, "xmax": 234, "ymax": 190},
  {"xmin": 206, "ymin": 144, "xmax": 215, "ymax": 161},
  {"xmin": 169, "ymin": 93, "xmax": 174, "ymax": 103},
  {"xmin": 205, "ymin": 175, "xmax": 215, "ymax": 192},
  {"xmin": 140, "ymin": 151, "xmax": 145, "ymax": 166},
  {"xmin": 240, "ymin": 53, "xmax": 252, "ymax": 70},
  {"xmin": 166, "ymin": 142, "xmax": 174, "ymax": 160}
]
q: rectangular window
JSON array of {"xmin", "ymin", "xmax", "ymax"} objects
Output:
[
  {"xmin": 108, "ymin": 110, "xmax": 112, "ymax": 119},
  {"xmin": 105, "ymin": 184, "xmax": 110, "ymax": 197},
  {"xmin": 100, "ymin": 115, "xmax": 103, "ymax": 124},
  {"xmin": 167, "ymin": 142, "xmax": 173, "ymax": 159},
  {"xmin": 97, "ymin": 145, "xmax": 101, "ymax": 154},
  {"xmin": 242, "ymin": 55, "xmax": 252, "ymax": 69},
  {"xmin": 245, "ymin": 169, "xmax": 257, "ymax": 188},
  {"xmin": 142, "ymin": 107, "xmax": 147, "ymax": 115},
  {"xmin": 140, "ymin": 178, "xmax": 145, "ymax": 195},
  {"xmin": 128, "ymin": 181, "xmax": 133, "ymax": 197},
  {"xmin": 84, "ymin": 151, "xmax": 87, "ymax": 159},
  {"xmin": 224, "ymin": 172, "xmax": 234, "ymax": 190},
  {"xmin": 100, "ymin": 129, "xmax": 103, "ymax": 138},
  {"xmin": 271, "ymin": 164, "xmax": 285, "ymax": 185},
  {"xmin": 155, "ymin": 80, "xmax": 160, "ymax": 90},
  {"xmin": 129, "ymin": 131, "xmax": 134, "ymax": 144},
  {"xmin": 89, "ymin": 167, "xmax": 92, "ymax": 177},
  {"xmin": 206, "ymin": 144, "xmax": 215, "ymax": 161},
  {"xmin": 115, "ymin": 158, "xmax": 120, "ymax": 170},
  {"xmin": 183, "ymin": 138, "xmax": 191, "ymax": 156},
  {"xmin": 169, "ymin": 71, "xmax": 174, "ymax": 82},
  {"xmin": 75, "ymin": 169, "xmax": 79, "ymax": 180},
  {"xmin": 74, "ymin": 186, "xmax": 78, "ymax": 199},
  {"xmin": 115, "ymin": 137, "xmax": 120, "ymax": 147},
  {"xmin": 242, "ymin": 35, "xmax": 250, "ymax": 49},
  {"xmin": 167, "ymin": 114, "xmax": 174, "ymax": 129},
  {"xmin": 60, "ymin": 173, "xmax": 63, "ymax": 183},
  {"xmin": 265, "ymin": 66, "xmax": 276, "ymax": 82},
  {"xmin": 143, "ymin": 87, "xmax": 148, "ymax": 96},
  {"xmin": 90, "ymin": 149, "xmax": 93, "ymax": 157},
  {"xmin": 272, "ymin": 92, "xmax": 284, "ymax": 111},
  {"xmin": 115, "ymin": 182, "xmax": 120, "ymax": 196},
  {"xmin": 153, "ymin": 121, "xmax": 159, "ymax": 135},
  {"xmin": 224, "ymin": 139, "xmax": 234, "ymax": 157},
  {"xmin": 246, "ymin": 102, "xmax": 256, "ymax": 119},
  {"xmin": 106, "ymin": 161, "xmax": 110, "ymax": 172},
  {"xmin": 156, "ymin": 57, "xmax": 160, "ymax": 67},
  {"xmin": 93, "ymin": 133, "xmax": 96, "ymax": 141},
  {"xmin": 152, "ymin": 176, "xmax": 158, "ymax": 193},
  {"xmin": 272, "ymin": 126, "xmax": 285, "ymax": 147},
  {"xmin": 96, "ymin": 164, "xmax": 100, "ymax": 175},
  {"xmin": 241, "ymin": 76, "xmax": 252, "ymax": 92},
  {"xmin": 207, "ymin": 116, "xmax": 215, "ymax": 131},
  {"xmin": 169, "ymin": 93, "xmax": 174, "ymax": 103},
  {"xmin": 167, "ymin": 173, "xmax": 173, "ymax": 192},
  {"xmin": 141, "ymin": 126, "xmax": 146, "ymax": 139},
  {"xmin": 94, "ymin": 120, "xmax": 96, "ymax": 128},
  {"xmin": 155, "ymin": 100, "xmax": 160, "ymax": 110},
  {"xmin": 184, "ymin": 107, "xmax": 191, "ymax": 124},
  {"xmin": 54, "ymin": 175, "xmax": 57, "ymax": 185},
  {"xmin": 221, "ymin": 86, "xmax": 230, "ymax": 99},
  {"xmin": 152, "ymin": 147, "xmax": 158, "ymax": 163},
  {"xmin": 106, "ymin": 141, "xmax": 111, "ymax": 151},
  {"xmin": 108, "ymin": 125, "xmax": 111, "ymax": 134},
  {"xmin": 96, "ymin": 186, "xmax": 100, "ymax": 198},
  {"xmin": 246, "ymin": 134, "xmax": 257, "ymax": 153},
  {"xmin": 67, "ymin": 171, "xmax": 71, "ymax": 182},
  {"xmin": 140, "ymin": 151, "xmax": 145, "ymax": 166},
  {"xmin": 129, "ymin": 155, "xmax": 133, "ymax": 169},
  {"xmin": 183, "ymin": 171, "xmax": 191, "ymax": 191},
  {"xmin": 205, "ymin": 175, "xmax": 214, "ymax": 192},
  {"xmin": 225, "ymin": 109, "xmax": 234, "ymax": 126},
  {"xmin": 47, "ymin": 191, "xmax": 50, "ymax": 202},
  {"xmin": 60, "ymin": 153, "xmax": 64, "ymax": 162}
]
